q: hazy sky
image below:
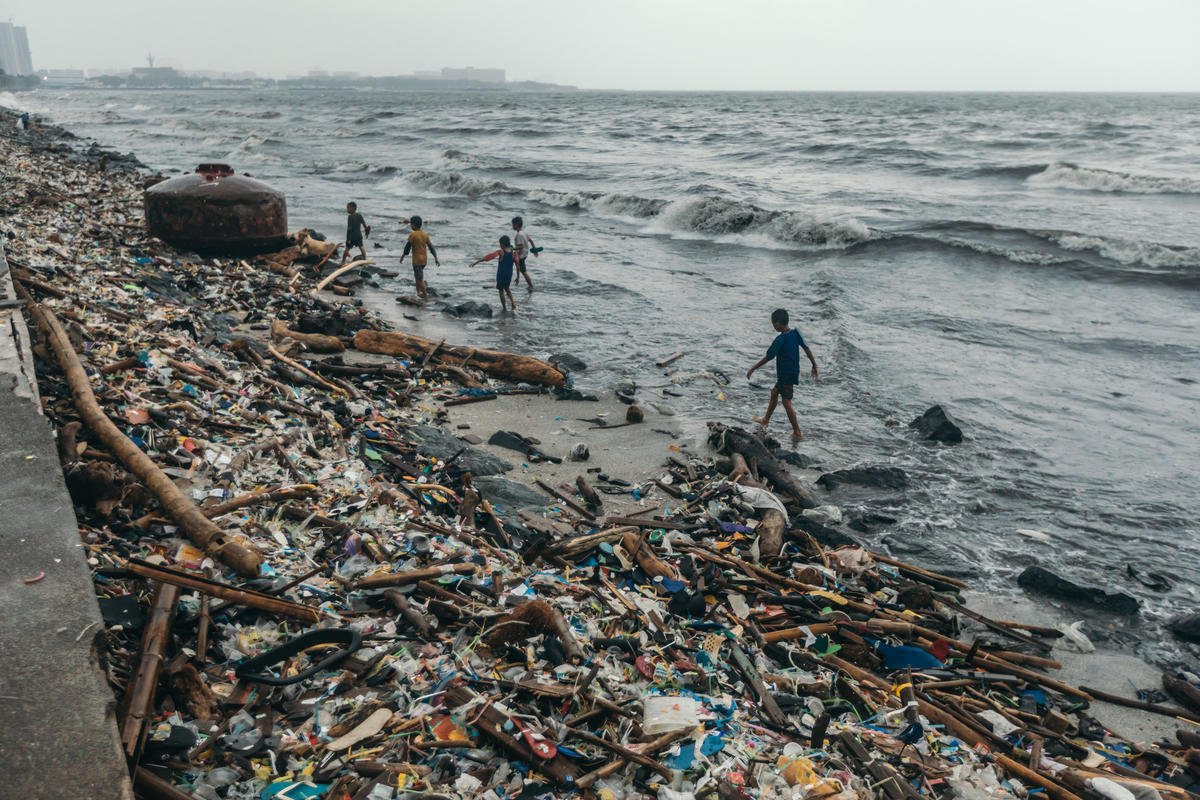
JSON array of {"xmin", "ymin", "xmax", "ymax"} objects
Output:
[{"xmin": 4, "ymin": 0, "xmax": 1198, "ymax": 91}]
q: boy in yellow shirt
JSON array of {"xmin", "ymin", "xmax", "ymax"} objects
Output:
[{"xmin": 399, "ymin": 215, "xmax": 440, "ymax": 300}]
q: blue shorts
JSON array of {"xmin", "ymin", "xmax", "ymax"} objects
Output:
[{"xmin": 774, "ymin": 382, "xmax": 795, "ymax": 400}]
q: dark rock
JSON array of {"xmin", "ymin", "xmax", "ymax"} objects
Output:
[
  {"xmin": 847, "ymin": 511, "xmax": 899, "ymax": 534},
  {"xmin": 791, "ymin": 517, "xmax": 860, "ymax": 549},
  {"xmin": 816, "ymin": 465, "xmax": 908, "ymax": 491},
  {"xmin": 625, "ymin": 405, "xmax": 644, "ymax": 424},
  {"xmin": 443, "ymin": 300, "xmax": 493, "ymax": 318},
  {"xmin": 553, "ymin": 387, "xmax": 598, "ymax": 402},
  {"xmin": 909, "ymin": 405, "xmax": 963, "ymax": 444},
  {"xmin": 1170, "ymin": 614, "xmax": 1200, "ymax": 643},
  {"xmin": 897, "ymin": 585, "xmax": 934, "ymax": 610},
  {"xmin": 777, "ymin": 451, "xmax": 819, "ymax": 469},
  {"xmin": 473, "ymin": 475, "xmax": 548, "ymax": 512},
  {"xmin": 550, "ymin": 353, "xmax": 588, "ymax": 373},
  {"xmin": 487, "ymin": 430, "xmax": 562, "ymax": 464},
  {"xmin": 411, "ymin": 424, "xmax": 511, "ymax": 476},
  {"xmin": 1017, "ymin": 566, "xmax": 1139, "ymax": 615}
]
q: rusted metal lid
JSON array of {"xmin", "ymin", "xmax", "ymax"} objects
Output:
[{"xmin": 196, "ymin": 163, "xmax": 235, "ymax": 178}]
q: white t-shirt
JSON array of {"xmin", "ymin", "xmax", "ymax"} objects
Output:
[{"xmin": 513, "ymin": 230, "xmax": 532, "ymax": 261}]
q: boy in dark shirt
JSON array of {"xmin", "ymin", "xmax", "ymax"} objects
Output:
[
  {"xmin": 399, "ymin": 215, "xmax": 439, "ymax": 301},
  {"xmin": 746, "ymin": 308, "xmax": 818, "ymax": 439},
  {"xmin": 341, "ymin": 202, "xmax": 370, "ymax": 265}
]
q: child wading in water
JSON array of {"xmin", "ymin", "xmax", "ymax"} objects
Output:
[
  {"xmin": 746, "ymin": 308, "xmax": 818, "ymax": 439},
  {"xmin": 511, "ymin": 216, "xmax": 537, "ymax": 290},
  {"xmin": 341, "ymin": 202, "xmax": 370, "ymax": 264},
  {"xmin": 469, "ymin": 235, "xmax": 518, "ymax": 312},
  {"xmin": 399, "ymin": 215, "xmax": 439, "ymax": 301}
]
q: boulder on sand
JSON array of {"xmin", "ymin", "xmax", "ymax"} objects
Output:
[
  {"xmin": 550, "ymin": 353, "xmax": 588, "ymax": 373},
  {"xmin": 443, "ymin": 300, "xmax": 492, "ymax": 318},
  {"xmin": 909, "ymin": 405, "xmax": 963, "ymax": 444},
  {"xmin": 1017, "ymin": 565, "xmax": 1139, "ymax": 615}
]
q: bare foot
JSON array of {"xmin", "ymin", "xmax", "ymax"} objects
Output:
[
  {"xmin": 752, "ymin": 416, "xmax": 768, "ymax": 426},
  {"xmin": 791, "ymin": 430, "xmax": 804, "ymax": 440}
]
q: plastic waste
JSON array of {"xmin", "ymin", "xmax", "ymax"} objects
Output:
[{"xmin": 1055, "ymin": 621, "xmax": 1096, "ymax": 653}]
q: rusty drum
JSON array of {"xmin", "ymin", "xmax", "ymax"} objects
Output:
[{"xmin": 144, "ymin": 164, "xmax": 288, "ymax": 254}]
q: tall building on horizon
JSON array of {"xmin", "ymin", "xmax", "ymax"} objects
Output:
[{"xmin": 0, "ymin": 22, "xmax": 34, "ymax": 75}]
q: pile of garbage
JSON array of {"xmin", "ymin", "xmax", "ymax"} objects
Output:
[{"xmin": 5, "ymin": 109, "xmax": 1200, "ymax": 800}]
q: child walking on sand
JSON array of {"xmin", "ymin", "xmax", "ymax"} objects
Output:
[
  {"xmin": 745, "ymin": 308, "xmax": 818, "ymax": 439},
  {"xmin": 399, "ymin": 215, "xmax": 439, "ymax": 301},
  {"xmin": 469, "ymin": 235, "xmax": 518, "ymax": 312},
  {"xmin": 341, "ymin": 202, "xmax": 370, "ymax": 265},
  {"xmin": 511, "ymin": 216, "xmax": 537, "ymax": 291}
]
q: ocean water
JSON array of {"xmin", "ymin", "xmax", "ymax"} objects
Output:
[{"xmin": 20, "ymin": 89, "xmax": 1200, "ymax": 665}]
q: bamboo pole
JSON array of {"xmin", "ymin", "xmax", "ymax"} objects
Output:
[
  {"xmin": 356, "ymin": 562, "xmax": 477, "ymax": 590},
  {"xmin": 124, "ymin": 559, "xmax": 321, "ymax": 622},
  {"xmin": 118, "ymin": 582, "xmax": 180, "ymax": 760}
]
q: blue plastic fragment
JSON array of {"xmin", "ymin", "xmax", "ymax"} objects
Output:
[{"xmin": 665, "ymin": 742, "xmax": 695, "ymax": 769}]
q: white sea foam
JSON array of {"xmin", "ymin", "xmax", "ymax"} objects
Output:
[
  {"xmin": 0, "ymin": 92, "xmax": 21, "ymax": 109},
  {"xmin": 1028, "ymin": 163, "xmax": 1200, "ymax": 194}
]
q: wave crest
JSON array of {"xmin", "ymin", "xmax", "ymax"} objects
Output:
[
  {"xmin": 382, "ymin": 169, "xmax": 517, "ymax": 198},
  {"xmin": 1028, "ymin": 163, "xmax": 1200, "ymax": 194},
  {"xmin": 529, "ymin": 189, "xmax": 666, "ymax": 218},
  {"xmin": 649, "ymin": 196, "xmax": 871, "ymax": 247}
]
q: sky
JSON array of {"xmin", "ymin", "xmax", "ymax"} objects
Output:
[{"xmin": 3, "ymin": 0, "xmax": 1199, "ymax": 91}]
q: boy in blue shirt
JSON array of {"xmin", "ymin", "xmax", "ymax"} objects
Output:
[{"xmin": 746, "ymin": 308, "xmax": 818, "ymax": 439}]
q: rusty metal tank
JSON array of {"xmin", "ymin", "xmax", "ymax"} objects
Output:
[{"xmin": 144, "ymin": 164, "xmax": 288, "ymax": 255}]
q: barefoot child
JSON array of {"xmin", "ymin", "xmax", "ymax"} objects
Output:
[
  {"xmin": 511, "ymin": 216, "xmax": 537, "ymax": 291},
  {"xmin": 469, "ymin": 235, "xmax": 518, "ymax": 312},
  {"xmin": 341, "ymin": 202, "xmax": 370, "ymax": 264},
  {"xmin": 745, "ymin": 308, "xmax": 818, "ymax": 439},
  {"xmin": 399, "ymin": 215, "xmax": 439, "ymax": 300}
]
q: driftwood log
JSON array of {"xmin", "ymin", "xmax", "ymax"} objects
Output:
[
  {"xmin": 707, "ymin": 422, "xmax": 819, "ymax": 509},
  {"xmin": 758, "ymin": 507, "xmax": 787, "ymax": 562},
  {"xmin": 270, "ymin": 319, "xmax": 345, "ymax": 353},
  {"xmin": 575, "ymin": 475, "xmax": 602, "ymax": 509},
  {"xmin": 31, "ymin": 305, "xmax": 263, "ymax": 576},
  {"xmin": 354, "ymin": 329, "xmax": 566, "ymax": 386},
  {"xmin": 622, "ymin": 529, "xmax": 680, "ymax": 580}
]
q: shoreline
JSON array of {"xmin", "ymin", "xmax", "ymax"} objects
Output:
[{"xmin": 3, "ymin": 104, "xmax": 1198, "ymax": 799}]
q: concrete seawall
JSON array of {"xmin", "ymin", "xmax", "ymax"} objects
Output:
[{"xmin": 0, "ymin": 245, "xmax": 133, "ymax": 799}]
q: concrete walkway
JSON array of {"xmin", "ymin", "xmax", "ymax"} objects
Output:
[{"xmin": 0, "ymin": 246, "xmax": 133, "ymax": 799}]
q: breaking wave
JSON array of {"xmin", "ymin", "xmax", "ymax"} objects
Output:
[
  {"xmin": 530, "ymin": 189, "xmax": 870, "ymax": 248},
  {"xmin": 529, "ymin": 188, "xmax": 667, "ymax": 219},
  {"xmin": 1027, "ymin": 163, "xmax": 1200, "ymax": 194},
  {"xmin": 211, "ymin": 109, "xmax": 282, "ymax": 119},
  {"xmin": 1048, "ymin": 232, "xmax": 1200, "ymax": 269},
  {"xmin": 381, "ymin": 169, "xmax": 518, "ymax": 197},
  {"xmin": 646, "ymin": 196, "xmax": 872, "ymax": 248},
  {"xmin": 884, "ymin": 220, "xmax": 1200, "ymax": 282}
]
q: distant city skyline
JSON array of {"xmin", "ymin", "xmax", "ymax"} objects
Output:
[
  {"xmin": 3, "ymin": 0, "xmax": 1199, "ymax": 91},
  {"xmin": 0, "ymin": 21, "xmax": 33, "ymax": 75}
]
